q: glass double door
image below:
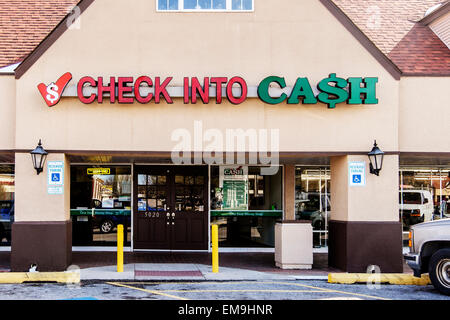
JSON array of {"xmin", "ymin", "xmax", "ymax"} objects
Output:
[{"xmin": 133, "ymin": 166, "xmax": 208, "ymax": 250}]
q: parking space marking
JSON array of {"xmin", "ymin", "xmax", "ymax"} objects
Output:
[
  {"xmin": 153, "ymin": 289, "xmax": 324, "ymax": 293},
  {"xmin": 106, "ymin": 282, "xmax": 189, "ymax": 300},
  {"xmin": 107, "ymin": 282, "xmax": 322, "ymax": 295},
  {"xmin": 115, "ymin": 281, "xmax": 276, "ymax": 285},
  {"xmin": 318, "ymin": 297, "xmax": 363, "ymax": 300},
  {"xmin": 271, "ymin": 281, "xmax": 390, "ymax": 301},
  {"xmin": 106, "ymin": 281, "xmax": 390, "ymax": 300}
]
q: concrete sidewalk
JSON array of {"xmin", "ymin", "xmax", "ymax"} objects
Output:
[
  {"xmin": 0, "ymin": 251, "xmax": 414, "ymax": 282},
  {"xmin": 72, "ymin": 251, "xmax": 345, "ymax": 281},
  {"xmin": 80, "ymin": 263, "xmax": 329, "ymax": 281}
]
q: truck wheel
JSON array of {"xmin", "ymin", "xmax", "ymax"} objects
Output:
[{"xmin": 429, "ymin": 248, "xmax": 450, "ymax": 296}]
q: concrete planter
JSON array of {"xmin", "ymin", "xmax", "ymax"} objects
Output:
[{"xmin": 275, "ymin": 220, "xmax": 313, "ymax": 269}]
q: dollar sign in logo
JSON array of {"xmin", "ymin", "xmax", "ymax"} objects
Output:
[
  {"xmin": 46, "ymin": 83, "xmax": 60, "ymax": 105},
  {"xmin": 317, "ymin": 73, "xmax": 349, "ymax": 109},
  {"xmin": 37, "ymin": 72, "xmax": 72, "ymax": 107}
]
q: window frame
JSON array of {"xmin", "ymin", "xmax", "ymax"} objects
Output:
[{"xmin": 156, "ymin": 0, "xmax": 254, "ymax": 12}]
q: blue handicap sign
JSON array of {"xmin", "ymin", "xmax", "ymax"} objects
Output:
[
  {"xmin": 51, "ymin": 173, "xmax": 61, "ymax": 182},
  {"xmin": 352, "ymin": 174, "xmax": 362, "ymax": 184}
]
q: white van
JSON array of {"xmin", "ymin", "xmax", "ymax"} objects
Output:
[{"xmin": 399, "ymin": 190, "xmax": 434, "ymax": 225}]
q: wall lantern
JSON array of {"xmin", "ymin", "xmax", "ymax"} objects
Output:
[
  {"xmin": 30, "ymin": 139, "xmax": 48, "ymax": 175},
  {"xmin": 368, "ymin": 140, "xmax": 384, "ymax": 176}
]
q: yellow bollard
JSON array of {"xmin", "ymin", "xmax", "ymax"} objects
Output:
[
  {"xmin": 117, "ymin": 224, "xmax": 124, "ymax": 273},
  {"xmin": 212, "ymin": 224, "xmax": 219, "ymax": 273}
]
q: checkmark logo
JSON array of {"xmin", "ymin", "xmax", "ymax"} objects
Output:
[{"xmin": 37, "ymin": 72, "xmax": 72, "ymax": 107}]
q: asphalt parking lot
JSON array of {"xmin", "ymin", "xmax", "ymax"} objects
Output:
[{"xmin": 0, "ymin": 280, "xmax": 447, "ymax": 301}]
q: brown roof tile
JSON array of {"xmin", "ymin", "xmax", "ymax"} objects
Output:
[
  {"xmin": 388, "ymin": 23, "xmax": 450, "ymax": 75},
  {"xmin": 0, "ymin": 0, "xmax": 79, "ymax": 68},
  {"xmin": 332, "ymin": 0, "xmax": 450, "ymax": 75},
  {"xmin": 332, "ymin": 0, "xmax": 445, "ymax": 54},
  {"xmin": 0, "ymin": 0, "xmax": 449, "ymax": 76}
]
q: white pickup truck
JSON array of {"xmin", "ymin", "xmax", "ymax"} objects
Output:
[{"xmin": 404, "ymin": 218, "xmax": 450, "ymax": 295}]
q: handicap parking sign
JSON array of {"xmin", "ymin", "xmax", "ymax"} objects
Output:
[
  {"xmin": 51, "ymin": 173, "xmax": 61, "ymax": 183},
  {"xmin": 47, "ymin": 161, "xmax": 64, "ymax": 194},
  {"xmin": 349, "ymin": 162, "xmax": 366, "ymax": 186},
  {"xmin": 352, "ymin": 174, "xmax": 362, "ymax": 184}
]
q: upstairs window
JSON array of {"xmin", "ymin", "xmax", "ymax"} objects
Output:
[{"xmin": 157, "ymin": 0, "xmax": 253, "ymax": 11}]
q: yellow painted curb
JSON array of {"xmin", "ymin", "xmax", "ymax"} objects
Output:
[
  {"xmin": 0, "ymin": 272, "xmax": 80, "ymax": 284},
  {"xmin": 328, "ymin": 273, "xmax": 431, "ymax": 286}
]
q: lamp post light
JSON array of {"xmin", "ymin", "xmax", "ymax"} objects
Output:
[
  {"xmin": 30, "ymin": 139, "xmax": 48, "ymax": 175},
  {"xmin": 368, "ymin": 140, "xmax": 384, "ymax": 176}
]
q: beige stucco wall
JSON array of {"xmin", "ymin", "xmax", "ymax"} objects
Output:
[
  {"xmin": 331, "ymin": 155, "xmax": 399, "ymax": 222},
  {"xmin": 5, "ymin": 0, "xmax": 446, "ymax": 226},
  {"xmin": 399, "ymin": 77, "xmax": 450, "ymax": 153},
  {"xmin": 283, "ymin": 164, "xmax": 295, "ymax": 220},
  {"xmin": 14, "ymin": 0, "xmax": 400, "ymax": 154},
  {"xmin": 0, "ymin": 75, "xmax": 16, "ymax": 150},
  {"xmin": 15, "ymin": 153, "xmax": 70, "ymax": 222}
]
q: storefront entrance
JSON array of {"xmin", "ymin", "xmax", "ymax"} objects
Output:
[{"xmin": 133, "ymin": 166, "xmax": 209, "ymax": 250}]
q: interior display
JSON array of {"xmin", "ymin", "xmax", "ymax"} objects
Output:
[
  {"xmin": 219, "ymin": 166, "xmax": 248, "ymax": 210},
  {"xmin": 70, "ymin": 166, "xmax": 132, "ymax": 246},
  {"xmin": 211, "ymin": 165, "xmax": 282, "ymax": 247}
]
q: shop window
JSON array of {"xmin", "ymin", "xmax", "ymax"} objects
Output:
[
  {"xmin": 210, "ymin": 165, "xmax": 282, "ymax": 248},
  {"xmin": 0, "ymin": 165, "xmax": 14, "ymax": 246},
  {"xmin": 232, "ymin": 0, "xmax": 252, "ymax": 10},
  {"xmin": 158, "ymin": 0, "xmax": 179, "ymax": 10},
  {"xmin": 295, "ymin": 167, "xmax": 331, "ymax": 248},
  {"xmin": 157, "ymin": 0, "xmax": 253, "ymax": 11},
  {"xmin": 70, "ymin": 166, "xmax": 131, "ymax": 247},
  {"xmin": 399, "ymin": 169, "xmax": 450, "ymax": 235}
]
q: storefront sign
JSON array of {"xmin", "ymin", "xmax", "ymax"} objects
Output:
[
  {"xmin": 39, "ymin": 73, "xmax": 379, "ymax": 109},
  {"xmin": 348, "ymin": 161, "xmax": 366, "ymax": 187},
  {"xmin": 47, "ymin": 161, "xmax": 64, "ymax": 195},
  {"xmin": 257, "ymin": 75, "xmax": 378, "ymax": 109},
  {"xmin": 87, "ymin": 168, "xmax": 111, "ymax": 175},
  {"xmin": 37, "ymin": 72, "xmax": 72, "ymax": 107}
]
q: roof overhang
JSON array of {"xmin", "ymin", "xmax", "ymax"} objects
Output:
[
  {"xmin": 14, "ymin": 0, "xmax": 94, "ymax": 79},
  {"xmin": 420, "ymin": 1, "xmax": 450, "ymax": 26},
  {"xmin": 319, "ymin": 0, "xmax": 402, "ymax": 80},
  {"xmin": 14, "ymin": 0, "xmax": 403, "ymax": 81}
]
